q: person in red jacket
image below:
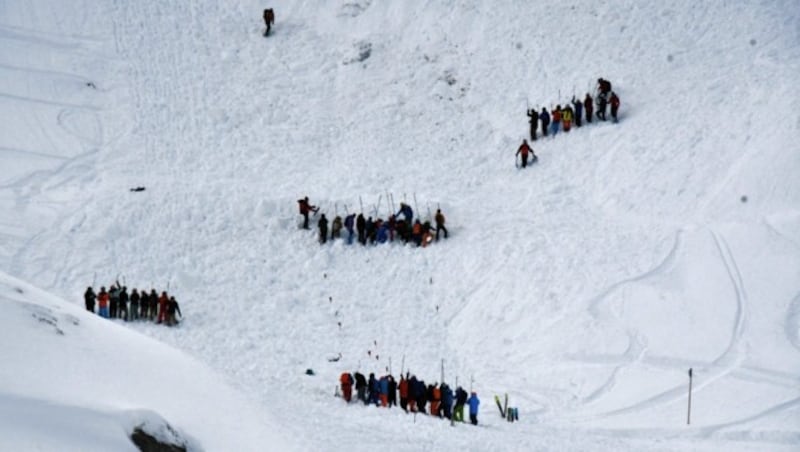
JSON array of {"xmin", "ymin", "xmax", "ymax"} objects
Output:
[
  {"xmin": 515, "ymin": 139, "xmax": 537, "ymax": 168},
  {"xmin": 297, "ymin": 196, "xmax": 318, "ymax": 230},
  {"xmin": 609, "ymin": 92, "xmax": 620, "ymax": 123},
  {"xmin": 157, "ymin": 292, "xmax": 169, "ymax": 324},
  {"xmin": 339, "ymin": 372, "xmax": 354, "ymax": 402}
]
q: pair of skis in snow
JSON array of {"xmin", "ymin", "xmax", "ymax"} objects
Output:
[{"xmin": 494, "ymin": 394, "xmax": 519, "ymax": 421}]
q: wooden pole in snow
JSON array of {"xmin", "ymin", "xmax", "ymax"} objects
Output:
[{"xmin": 687, "ymin": 368, "xmax": 693, "ymax": 425}]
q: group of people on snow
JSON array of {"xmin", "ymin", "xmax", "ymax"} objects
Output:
[
  {"xmin": 298, "ymin": 197, "xmax": 449, "ymax": 247},
  {"xmin": 339, "ymin": 371, "xmax": 481, "ymax": 425},
  {"xmin": 525, "ymin": 78, "xmax": 621, "ymax": 141},
  {"xmin": 516, "ymin": 78, "xmax": 621, "ymax": 169},
  {"xmin": 83, "ymin": 282, "xmax": 182, "ymax": 326}
]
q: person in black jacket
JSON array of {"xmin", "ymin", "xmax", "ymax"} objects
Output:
[
  {"xmin": 354, "ymin": 372, "xmax": 367, "ymax": 404},
  {"xmin": 119, "ymin": 286, "xmax": 129, "ymax": 321},
  {"xmin": 387, "ymin": 375, "xmax": 397, "ymax": 407},
  {"xmin": 130, "ymin": 288, "xmax": 140, "ymax": 321},
  {"xmin": 454, "ymin": 386, "xmax": 468, "ymax": 422},
  {"xmin": 84, "ymin": 286, "xmax": 96, "ymax": 312},
  {"xmin": 356, "ymin": 213, "xmax": 366, "ymax": 245},
  {"xmin": 318, "ymin": 214, "xmax": 328, "ymax": 244},
  {"xmin": 539, "ymin": 107, "xmax": 550, "ymax": 137},
  {"xmin": 526, "ymin": 108, "xmax": 538, "ymax": 141},
  {"xmin": 167, "ymin": 296, "xmax": 182, "ymax": 326}
]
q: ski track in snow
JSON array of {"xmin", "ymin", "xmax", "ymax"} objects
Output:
[{"xmin": 2, "ymin": 0, "xmax": 800, "ymax": 450}]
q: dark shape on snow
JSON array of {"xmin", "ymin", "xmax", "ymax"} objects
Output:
[
  {"xmin": 130, "ymin": 426, "xmax": 186, "ymax": 452},
  {"xmin": 130, "ymin": 187, "xmax": 146, "ymax": 192},
  {"xmin": 263, "ymin": 8, "xmax": 275, "ymax": 36},
  {"xmin": 328, "ymin": 353, "xmax": 342, "ymax": 362},
  {"xmin": 305, "ymin": 368, "xmax": 315, "ymax": 376}
]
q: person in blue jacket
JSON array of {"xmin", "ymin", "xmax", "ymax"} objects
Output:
[
  {"xmin": 379, "ymin": 375, "xmax": 389, "ymax": 406},
  {"xmin": 441, "ymin": 383, "xmax": 454, "ymax": 420},
  {"xmin": 344, "ymin": 214, "xmax": 355, "ymax": 244},
  {"xmin": 468, "ymin": 392, "xmax": 480, "ymax": 425},
  {"xmin": 538, "ymin": 107, "xmax": 550, "ymax": 137},
  {"xmin": 376, "ymin": 221, "xmax": 389, "ymax": 243},
  {"xmin": 396, "ymin": 202, "xmax": 413, "ymax": 224},
  {"xmin": 572, "ymin": 96, "xmax": 583, "ymax": 127}
]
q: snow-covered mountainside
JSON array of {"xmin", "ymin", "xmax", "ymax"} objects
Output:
[{"xmin": 1, "ymin": 0, "xmax": 799, "ymax": 450}]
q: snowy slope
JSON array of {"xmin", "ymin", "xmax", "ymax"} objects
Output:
[
  {"xmin": 0, "ymin": 272, "xmax": 296, "ymax": 451},
  {"xmin": 1, "ymin": 0, "xmax": 799, "ymax": 450}
]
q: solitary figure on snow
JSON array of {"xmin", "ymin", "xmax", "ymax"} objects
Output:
[
  {"xmin": 263, "ymin": 8, "xmax": 275, "ymax": 36},
  {"xmin": 516, "ymin": 139, "xmax": 536, "ymax": 168}
]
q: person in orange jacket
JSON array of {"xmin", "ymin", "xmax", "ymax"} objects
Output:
[
  {"xmin": 412, "ymin": 220, "xmax": 423, "ymax": 247},
  {"xmin": 550, "ymin": 106, "xmax": 562, "ymax": 136},
  {"xmin": 431, "ymin": 384, "xmax": 442, "ymax": 417},
  {"xmin": 399, "ymin": 374, "xmax": 410, "ymax": 411},
  {"xmin": 97, "ymin": 287, "xmax": 109, "ymax": 318},
  {"xmin": 157, "ymin": 291, "xmax": 169, "ymax": 324}
]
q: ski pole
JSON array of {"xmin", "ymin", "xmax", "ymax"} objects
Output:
[
  {"xmin": 359, "ymin": 196, "xmax": 364, "ymax": 214},
  {"xmin": 687, "ymin": 368, "xmax": 693, "ymax": 425}
]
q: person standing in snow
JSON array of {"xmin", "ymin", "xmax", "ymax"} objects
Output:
[
  {"xmin": 157, "ymin": 291, "xmax": 169, "ymax": 324},
  {"xmin": 516, "ymin": 139, "xmax": 535, "ymax": 168},
  {"xmin": 97, "ymin": 287, "xmax": 109, "ymax": 318},
  {"xmin": 468, "ymin": 391, "xmax": 480, "ymax": 425},
  {"xmin": 441, "ymin": 383, "xmax": 454, "ymax": 420},
  {"xmin": 526, "ymin": 108, "xmax": 538, "ymax": 141},
  {"xmin": 340, "ymin": 372, "xmax": 354, "ymax": 402},
  {"xmin": 379, "ymin": 375, "xmax": 389, "ymax": 407},
  {"xmin": 368, "ymin": 373, "xmax": 379, "ymax": 405},
  {"xmin": 331, "ymin": 215, "xmax": 343, "ymax": 240},
  {"xmin": 388, "ymin": 375, "xmax": 398, "ymax": 407},
  {"xmin": 430, "ymin": 383, "xmax": 442, "ymax": 417},
  {"xmin": 84, "ymin": 286, "xmax": 96, "ymax": 313},
  {"xmin": 109, "ymin": 283, "xmax": 120, "ymax": 318},
  {"xmin": 149, "ymin": 289, "xmax": 158, "ymax": 321},
  {"xmin": 356, "ymin": 213, "xmax": 366, "ymax": 245},
  {"xmin": 263, "ymin": 8, "xmax": 275, "ymax": 36},
  {"xmin": 297, "ymin": 197, "xmax": 318, "ymax": 230},
  {"xmin": 609, "ymin": 91, "xmax": 620, "ymax": 123},
  {"xmin": 562, "ymin": 104, "xmax": 574, "ymax": 132},
  {"xmin": 550, "ymin": 105, "xmax": 562, "ymax": 136},
  {"xmin": 454, "ymin": 386, "xmax": 468, "ymax": 422},
  {"xmin": 584, "ymin": 93, "xmax": 594, "ymax": 124},
  {"xmin": 539, "ymin": 107, "xmax": 550, "ymax": 137},
  {"xmin": 434, "ymin": 209, "xmax": 448, "ymax": 241},
  {"xmin": 167, "ymin": 296, "xmax": 181, "ymax": 326},
  {"xmin": 318, "ymin": 214, "xmax": 329, "ymax": 244},
  {"xmin": 118, "ymin": 286, "xmax": 129, "ymax": 321},
  {"xmin": 344, "ymin": 213, "xmax": 356, "ymax": 244},
  {"xmin": 572, "ymin": 96, "xmax": 583, "ymax": 127},
  {"xmin": 354, "ymin": 371, "xmax": 367, "ymax": 404},
  {"xmin": 398, "ymin": 374, "xmax": 409, "ymax": 410},
  {"xmin": 129, "ymin": 288, "xmax": 140, "ymax": 321}
]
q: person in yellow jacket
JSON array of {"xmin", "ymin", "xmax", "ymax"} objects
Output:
[{"xmin": 562, "ymin": 105, "xmax": 573, "ymax": 132}]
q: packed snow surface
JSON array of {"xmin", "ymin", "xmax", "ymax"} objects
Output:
[{"xmin": 1, "ymin": 0, "xmax": 799, "ymax": 450}]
